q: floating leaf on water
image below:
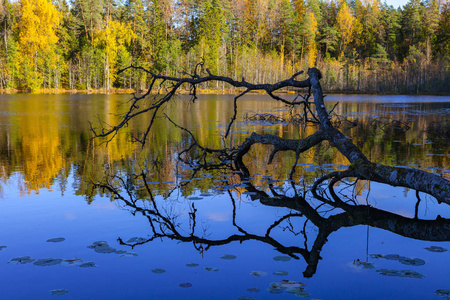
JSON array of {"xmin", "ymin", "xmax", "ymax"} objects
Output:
[
  {"xmin": 290, "ymin": 290, "xmax": 310, "ymax": 297},
  {"xmin": 152, "ymin": 268, "xmax": 166, "ymax": 274},
  {"xmin": 61, "ymin": 258, "xmax": 83, "ymax": 266},
  {"xmin": 186, "ymin": 263, "xmax": 199, "ymax": 267},
  {"xmin": 399, "ymin": 270, "xmax": 425, "ymax": 278},
  {"xmin": 9, "ymin": 256, "xmax": 35, "ymax": 264},
  {"xmin": 50, "ymin": 289, "xmax": 68, "ymax": 295},
  {"xmin": 246, "ymin": 288, "xmax": 260, "ymax": 292},
  {"xmin": 249, "ymin": 271, "xmax": 267, "ymax": 277},
  {"xmin": 383, "ymin": 254, "xmax": 401, "ymax": 260},
  {"xmin": 188, "ymin": 197, "xmax": 203, "ymax": 200},
  {"xmin": 237, "ymin": 297, "xmax": 255, "ymax": 300},
  {"xmin": 353, "ymin": 260, "xmax": 375, "ymax": 269},
  {"xmin": 94, "ymin": 245, "xmax": 116, "ymax": 254},
  {"xmin": 399, "ymin": 258, "xmax": 425, "ymax": 266},
  {"xmin": 79, "ymin": 262, "xmax": 96, "ymax": 268},
  {"xmin": 268, "ymin": 289, "xmax": 283, "ymax": 294},
  {"xmin": 47, "ymin": 237, "xmax": 65, "ymax": 243},
  {"xmin": 0, "ymin": 246, "xmax": 6, "ymax": 251},
  {"xmin": 127, "ymin": 237, "xmax": 146, "ymax": 243},
  {"xmin": 220, "ymin": 254, "xmax": 237, "ymax": 260},
  {"xmin": 435, "ymin": 289, "xmax": 450, "ymax": 297},
  {"xmin": 87, "ymin": 241, "xmax": 108, "ymax": 249},
  {"xmin": 199, "ymin": 193, "xmax": 213, "ymax": 197},
  {"xmin": 114, "ymin": 250, "xmax": 127, "ymax": 255},
  {"xmin": 273, "ymin": 270, "xmax": 289, "ymax": 276},
  {"xmin": 369, "ymin": 254, "xmax": 383, "ymax": 259},
  {"xmin": 179, "ymin": 282, "xmax": 192, "ymax": 288},
  {"xmin": 279, "ymin": 281, "xmax": 306, "ymax": 289},
  {"xmin": 120, "ymin": 252, "xmax": 138, "ymax": 257},
  {"xmin": 273, "ymin": 256, "xmax": 291, "ymax": 262},
  {"xmin": 425, "ymin": 246, "xmax": 448, "ymax": 253},
  {"xmin": 34, "ymin": 258, "xmax": 63, "ymax": 266},
  {"xmin": 204, "ymin": 267, "xmax": 219, "ymax": 272},
  {"xmin": 376, "ymin": 269, "xmax": 425, "ymax": 278}
]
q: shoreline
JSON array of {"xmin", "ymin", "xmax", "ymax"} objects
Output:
[{"xmin": 0, "ymin": 88, "xmax": 449, "ymax": 96}]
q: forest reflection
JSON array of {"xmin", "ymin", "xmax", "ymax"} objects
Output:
[{"xmin": 0, "ymin": 94, "xmax": 448, "ymax": 198}]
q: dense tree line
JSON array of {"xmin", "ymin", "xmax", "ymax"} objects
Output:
[{"xmin": 0, "ymin": 0, "xmax": 449, "ymax": 93}]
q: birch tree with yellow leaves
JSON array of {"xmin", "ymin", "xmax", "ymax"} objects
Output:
[
  {"xmin": 93, "ymin": 19, "xmax": 134, "ymax": 89},
  {"xmin": 336, "ymin": 1, "xmax": 356, "ymax": 56},
  {"xmin": 16, "ymin": 0, "xmax": 61, "ymax": 90}
]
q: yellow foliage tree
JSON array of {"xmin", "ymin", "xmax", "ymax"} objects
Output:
[
  {"xmin": 93, "ymin": 19, "xmax": 134, "ymax": 89},
  {"xmin": 16, "ymin": 0, "xmax": 61, "ymax": 89},
  {"xmin": 336, "ymin": 1, "xmax": 356, "ymax": 55},
  {"xmin": 304, "ymin": 12, "xmax": 318, "ymax": 67}
]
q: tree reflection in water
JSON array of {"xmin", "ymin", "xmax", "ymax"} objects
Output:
[{"xmin": 94, "ymin": 161, "xmax": 450, "ymax": 279}]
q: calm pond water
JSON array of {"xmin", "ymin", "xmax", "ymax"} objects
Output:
[{"xmin": 0, "ymin": 93, "xmax": 449, "ymax": 299}]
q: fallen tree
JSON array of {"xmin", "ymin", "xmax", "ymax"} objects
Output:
[{"xmin": 90, "ymin": 65, "xmax": 450, "ymax": 205}]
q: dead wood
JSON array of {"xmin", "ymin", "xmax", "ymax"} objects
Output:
[{"xmin": 91, "ymin": 65, "xmax": 450, "ymax": 205}]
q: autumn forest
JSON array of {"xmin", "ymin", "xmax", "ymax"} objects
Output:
[{"xmin": 1, "ymin": 0, "xmax": 450, "ymax": 93}]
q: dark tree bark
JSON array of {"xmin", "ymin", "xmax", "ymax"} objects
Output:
[{"xmin": 90, "ymin": 65, "xmax": 450, "ymax": 205}]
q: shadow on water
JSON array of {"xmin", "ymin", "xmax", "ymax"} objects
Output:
[{"xmin": 94, "ymin": 159, "xmax": 450, "ymax": 279}]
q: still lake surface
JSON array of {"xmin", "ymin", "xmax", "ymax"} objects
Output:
[{"xmin": 0, "ymin": 93, "xmax": 449, "ymax": 299}]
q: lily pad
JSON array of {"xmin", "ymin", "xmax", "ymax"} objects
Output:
[
  {"xmin": 179, "ymin": 282, "xmax": 192, "ymax": 288},
  {"xmin": 425, "ymin": 246, "xmax": 448, "ymax": 253},
  {"xmin": 119, "ymin": 252, "xmax": 138, "ymax": 257},
  {"xmin": 186, "ymin": 263, "xmax": 199, "ymax": 267},
  {"xmin": 435, "ymin": 289, "xmax": 450, "ymax": 297},
  {"xmin": 376, "ymin": 269, "xmax": 401, "ymax": 277},
  {"xmin": 87, "ymin": 241, "xmax": 108, "ymax": 249},
  {"xmin": 279, "ymin": 281, "xmax": 306, "ymax": 289},
  {"xmin": 61, "ymin": 258, "xmax": 83, "ymax": 266},
  {"xmin": 79, "ymin": 262, "xmax": 96, "ymax": 268},
  {"xmin": 250, "ymin": 271, "xmax": 267, "ymax": 277},
  {"xmin": 8, "ymin": 256, "xmax": 35, "ymax": 264},
  {"xmin": 268, "ymin": 280, "xmax": 307, "ymax": 296},
  {"xmin": 50, "ymin": 289, "xmax": 68, "ymax": 295},
  {"xmin": 399, "ymin": 270, "xmax": 426, "ymax": 278},
  {"xmin": 246, "ymin": 288, "xmax": 260, "ymax": 292},
  {"xmin": 47, "ymin": 237, "xmax": 65, "ymax": 243},
  {"xmin": 204, "ymin": 267, "xmax": 219, "ymax": 272},
  {"xmin": 152, "ymin": 268, "xmax": 166, "ymax": 274},
  {"xmin": 220, "ymin": 254, "xmax": 237, "ymax": 260},
  {"xmin": 94, "ymin": 245, "xmax": 116, "ymax": 254},
  {"xmin": 114, "ymin": 250, "xmax": 127, "ymax": 255},
  {"xmin": 0, "ymin": 246, "xmax": 7, "ymax": 251},
  {"xmin": 399, "ymin": 258, "xmax": 425, "ymax": 266},
  {"xmin": 376, "ymin": 269, "xmax": 425, "ymax": 278},
  {"xmin": 273, "ymin": 270, "xmax": 289, "ymax": 276},
  {"xmin": 383, "ymin": 254, "xmax": 401, "ymax": 260},
  {"xmin": 126, "ymin": 237, "xmax": 147, "ymax": 243},
  {"xmin": 353, "ymin": 260, "xmax": 375, "ymax": 269},
  {"xmin": 369, "ymin": 254, "xmax": 383, "ymax": 259},
  {"xmin": 34, "ymin": 258, "xmax": 63, "ymax": 266},
  {"xmin": 273, "ymin": 256, "xmax": 291, "ymax": 262}
]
